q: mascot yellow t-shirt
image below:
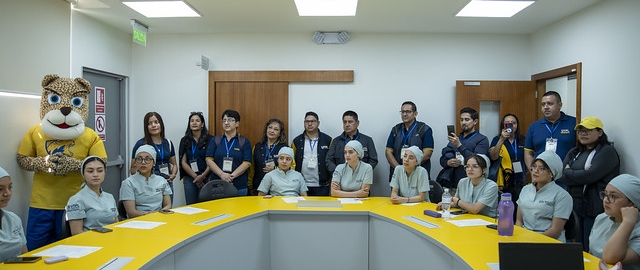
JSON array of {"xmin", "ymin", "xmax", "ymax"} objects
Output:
[{"xmin": 18, "ymin": 125, "xmax": 107, "ymax": 209}]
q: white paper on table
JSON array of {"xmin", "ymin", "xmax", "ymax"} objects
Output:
[
  {"xmin": 338, "ymin": 198, "xmax": 364, "ymax": 204},
  {"xmin": 33, "ymin": 245, "xmax": 101, "ymax": 258},
  {"xmin": 447, "ymin": 219, "xmax": 493, "ymax": 227},
  {"xmin": 401, "ymin": 202, "xmax": 420, "ymax": 206},
  {"xmin": 115, "ymin": 220, "xmax": 165, "ymax": 229},
  {"xmin": 282, "ymin": 197, "xmax": 306, "ymax": 203},
  {"xmin": 440, "ymin": 211, "xmax": 463, "ymax": 219},
  {"xmin": 172, "ymin": 206, "xmax": 209, "ymax": 215}
]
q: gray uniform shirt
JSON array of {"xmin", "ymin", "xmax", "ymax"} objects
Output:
[
  {"xmin": 390, "ymin": 165, "xmax": 430, "ymax": 200},
  {"xmin": 455, "ymin": 177, "xmax": 499, "ymax": 218},
  {"xmin": 0, "ymin": 210, "xmax": 26, "ymax": 262},
  {"xmin": 589, "ymin": 213, "xmax": 640, "ymax": 270},
  {"xmin": 119, "ymin": 173, "xmax": 172, "ymax": 213},
  {"xmin": 257, "ymin": 168, "xmax": 308, "ymax": 196},
  {"xmin": 66, "ymin": 185, "xmax": 118, "ymax": 231},
  {"xmin": 517, "ymin": 181, "xmax": 572, "ymax": 242},
  {"xmin": 332, "ymin": 161, "xmax": 373, "ymax": 192}
]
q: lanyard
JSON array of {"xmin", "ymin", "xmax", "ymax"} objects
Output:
[
  {"xmin": 508, "ymin": 140, "xmax": 518, "ymax": 160},
  {"xmin": 545, "ymin": 123, "xmax": 559, "ymax": 137},
  {"xmin": 191, "ymin": 141, "xmax": 197, "ymax": 158},
  {"xmin": 401, "ymin": 122, "xmax": 418, "ymax": 145},
  {"xmin": 344, "ymin": 133, "xmax": 360, "ymax": 143},
  {"xmin": 265, "ymin": 142, "xmax": 276, "ymax": 162},
  {"xmin": 308, "ymin": 137, "xmax": 318, "ymax": 152},
  {"xmin": 223, "ymin": 137, "xmax": 236, "ymax": 157},
  {"xmin": 460, "ymin": 131, "xmax": 478, "ymax": 145},
  {"xmin": 153, "ymin": 142, "xmax": 164, "ymax": 161}
]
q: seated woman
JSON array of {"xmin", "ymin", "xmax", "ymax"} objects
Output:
[
  {"xmin": 257, "ymin": 147, "xmax": 308, "ymax": 196},
  {"xmin": 516, "ymin": 150, "xmax": 572, "ymax": 242},
  {"xmin": 438, "ymin": 154, "xmax": 498, "ymax": 218},
  {"xmin": 331, "ymin": 140, "xmax": 373, "ymax": 198},
  {"xmin": 66, "ymin": 156, "xmax": 118, "ymax": 235},
  {"xmin": 120, "ymin": 145, "xmax": 172, "ymax": 218},
  {"xmin": 390, "ymin": 146, "xmax": 429, "ymax": 204},
  {"xmin": 0, "ymin": 166, "xmax": 27, "ymax": 262},
  {"xmin": 589, "ymin": 174, "xmax": 640, "ymax": 268}
]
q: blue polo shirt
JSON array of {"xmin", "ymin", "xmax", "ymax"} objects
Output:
[
  {"xmin": 205, "ymin": 134, "xmax": 252, "ymax": 190},
  {"xmin": 524, "ymin": 112, "xmax": 576, "ymax": 160}
]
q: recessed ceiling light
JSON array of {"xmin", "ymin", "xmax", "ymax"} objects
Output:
[
  {"xmin": 122, "ymin": 1, "xmax": 201, "ymax": 18},
  {"xmin": 456, "ymin": 0, "xmax": 535, "ymax": 18},
  {"xmin": 294, "ymin": 0, "xmax": 358, "ymax": 16}
]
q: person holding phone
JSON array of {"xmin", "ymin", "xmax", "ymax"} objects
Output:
[
  {"xmin": 489, "ymin": 114, "xmax": 526, "ymax": 208},
  {"xmin": 0, "ymin": 166, "xmax": 28, "ymax": 262},
  {"xmin": 120, "ymin": 145, "xmax": 172, "ymax": 218},
  {"xmin": 65, "ymin": 156, "xmax": 118, "ymax": 235}
]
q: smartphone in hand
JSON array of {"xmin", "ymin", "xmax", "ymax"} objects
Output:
[{"xmin": 447, "ymin": 125, "xmax": 455, "ymax": 136}]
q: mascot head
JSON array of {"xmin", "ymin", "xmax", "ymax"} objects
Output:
[{"xmin": 40, "ymin": 74, "xmax": 91, "ymax": 140}]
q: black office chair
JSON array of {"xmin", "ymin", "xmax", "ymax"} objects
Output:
[
  {"xmin": 198, "ymin": 179, "xmax": 238, "ymax": 202},
  {"xmin": 61, "ymin": 211, "xmax": 71, "ymax": 239},
  {"xmin": 428, "ymin": 180, "xmax": 444, "ymax": 203},
  {"xmin": 117, "ymin": 200, "xmax": 128, "ymax": 221},
  {"xmin": 564, "ymin": 210, "xmax": 580, "ymax": 242}
]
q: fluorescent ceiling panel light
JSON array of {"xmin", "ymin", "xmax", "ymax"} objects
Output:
[
  {"xmin": 122, "ymin": 1, "xmax": 200, "ymax": 18},
  {"xmin": 456, "ymin": 0, "xmax": 534, "ymax": 18},
  {"xmin": 294, "ymin": 0, "xmax": 358, "ymax": 16}
]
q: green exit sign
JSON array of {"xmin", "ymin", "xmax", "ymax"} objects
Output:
[{"xmin": 133, "ymin": 28, "xmax": 147, "ymax": 46}]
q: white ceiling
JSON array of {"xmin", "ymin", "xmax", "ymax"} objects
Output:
[{"xmin": 72, "ymin": 0, "xmax": 603, "ymax": 35}]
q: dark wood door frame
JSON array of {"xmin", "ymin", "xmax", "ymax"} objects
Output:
[{"xmin": 531, "ymin": 62, "xmax": 582, "ymax": 121}]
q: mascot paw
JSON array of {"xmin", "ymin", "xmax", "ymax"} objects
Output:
[
  {"xmin": 16, "ymin": 154, "xmax": 57, "ymax": 173},
  {"xmin": 53, "ymin": 154, "xmax": 82, "ymax": 175}
]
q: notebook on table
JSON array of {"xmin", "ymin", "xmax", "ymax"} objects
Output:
[{"xmin": 498, "ymin": 242, "xmax": 584, "ymax": 270}]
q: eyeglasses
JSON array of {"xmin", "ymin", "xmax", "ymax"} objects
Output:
[
  {"xmin": 464, "ymin": 164, "xmax": 481, "ymax": 170},
  {"xmin": 190, "ymin": 111, "xmax": 203, "ymax": 116},
  {"xmin": 222, "ymin": 118, "xmax": 236, "ymax": 124},
  {"xmin": 599, "ymin": 191, "xmax": 626, "ymax": 203},
  {"xmin": 529, "ymin": 165, "xmax": 548, "ymax": 173},
  {"xmin": 135, "ymin": 157, "xmax": 154, "ymax": 164},
  {"xmin": 399, "ymin": 110, "xmax": 414, "ymax": 115},
  {"xmin": 304, "ymin": 120, "xmax": 318, "ymax": 124},
  {"xmin": 576, "ymin": 129, "xmax": 596, "ymax": 135}
]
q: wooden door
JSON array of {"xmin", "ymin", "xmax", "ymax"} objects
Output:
[
  {"xmin": 213, "ymin": 82, "xmax": 289, "ymax": 147},
  {"xmin": 456, "ymin": 80, "xmax": 537, "ymax": 135}
]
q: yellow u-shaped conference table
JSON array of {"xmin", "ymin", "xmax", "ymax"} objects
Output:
[{"xmin": 4, "ymin": 197, "xmax": 600, "ymax": 270}]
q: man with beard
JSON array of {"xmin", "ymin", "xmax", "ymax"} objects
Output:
[{"xmin": 437, "ymin": 107, "xmax": 489, "ymax": 190}]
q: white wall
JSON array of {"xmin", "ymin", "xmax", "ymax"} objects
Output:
[
  {"xmin": 531, "ymin": 0, "xmax": 640, "ymax": 174},
  {"xmin": 128, "ymin": 33, "xmax": 532, "ymax": 196}
]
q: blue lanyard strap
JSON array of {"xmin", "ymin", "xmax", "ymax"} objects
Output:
[
  {"xmin": 344, "ymin": 133, "xmax": 360, "ymax": 143},
  {"xmin": 265, "ymin": 142, "xmax": 276, "ymax": 162},
  {"xmin": 153, "ymin": 142, "xmax": 164, "ymax": 161},
  {"xmin": 460, "ymin": 131, "xmax": 478, "ymax": 145},
  {"xmin": 224, "ymin": 137, "xmax": 236, "ymax": 157},
  {"xmin": 308, "ymin": 137, "xmax": 318, "ymax": 152},
  {"xmin": 401, "ymin": 122, "xmax": 418, "ymax": 145},
  {"xmin": 545, "ymin": 123, "xmax": 559, "ymax": 137},
  {"xmin": 191, "ymin": 141, "xmax": 197, "ymax": 157},
  {"xmin": 508, "ymin": 140, "xmax": 518, "ymax": 160}
]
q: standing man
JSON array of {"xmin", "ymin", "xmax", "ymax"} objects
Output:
[
  {"xmin": 291, "ymin": 112, "xmax": 333, "ymax": 196},
  {"xmin": 438, "ymin": 107, "xmax": 489, "ymax": 189},
  {"xmin": 524, "ymin": 91, "xmax": 577, "ymax": 170},
  {"xmin": 385, "ymin": 101, "xmax": 434, "ymax": 180},
  {"xmin": 326, "ymin": 110, "xmax": 378, "ymax": 174}
]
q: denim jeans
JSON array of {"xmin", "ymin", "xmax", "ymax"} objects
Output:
[
  {"xmin": 183, "ymin": 175, "xmax": 201, "ymax": 205},
  {"xmin": 237, "ymin": 188, "xmax": 248, "ymax": 196}
]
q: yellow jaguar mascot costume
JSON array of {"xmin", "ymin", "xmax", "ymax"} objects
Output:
[{"xmin": 16, "ymin": 74, "xmax": 107, "ymax": 250}]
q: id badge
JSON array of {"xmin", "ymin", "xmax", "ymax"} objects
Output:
[
  {"xmin": 189, "ymin": 159, "xmax": 199, "ymax": 173},
  {"xmin": 401, "ymin": 145, "xmax": 409, "ymax": 159},
  {"xmin": 512, "ymin": 161, "xmax": 523, "ymax": 173},
  {"xmin": 222, "ymin": 157, "xmax": 234, "ymax": 172},
  {"xmin": 307, "ymin": 157, "xmax": 317, "ymax": 169},
  {"xmin": 159, "ymin": 163, "xmax": 170, "ymax": 175},
  {"xmin": 545, "ymin": 138, "xmax": 558, "ymax": 152},
  {"xmin": 265, "ymin": 158, "xmax": 275, "ymax": 168}
]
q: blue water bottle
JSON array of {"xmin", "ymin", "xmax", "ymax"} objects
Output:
[{"xmin": 497, "ymin": 193, "xmax": 514, "ymax": 236}]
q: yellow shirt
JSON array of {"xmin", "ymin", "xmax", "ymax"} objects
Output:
[{"xmin": 18, "ymin": 125, "xmax": 107, "ymax": 209}]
